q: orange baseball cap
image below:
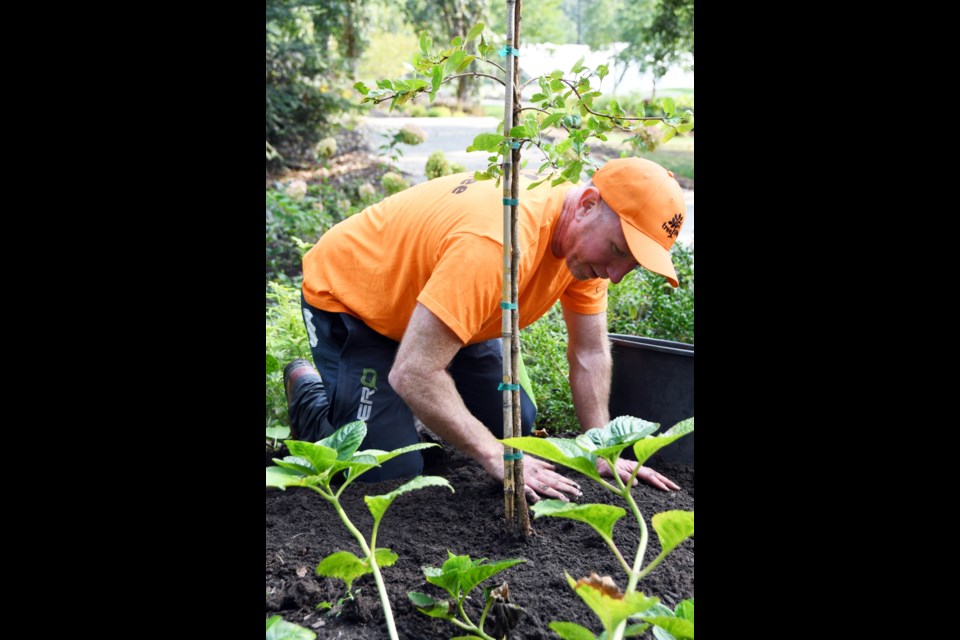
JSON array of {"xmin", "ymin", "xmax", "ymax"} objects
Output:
[{"xmin": 592, "ymin": 158, "xmax": 687, "ymax": 287}]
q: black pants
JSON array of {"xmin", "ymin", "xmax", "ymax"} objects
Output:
[{"xmin": 288, "ymin": 295, "xmax": 536, "ymax": 481}]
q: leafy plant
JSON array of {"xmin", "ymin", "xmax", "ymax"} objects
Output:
[
  {"xmin": 502, "ymin": 416, "xmax": 694, "ymax": 640},
  {"xmin": 381, "ymin": 171, "xmax": 410, "ymax": 194},
  {"xmin": 266, "ymin": 280, "xmax": 313, "ymax": 447},
  {"xmin": 378, "ymin": 123, "xmax": 427, "ymax": 164},
  {"xmin": 265, "ymin": 614, "xmax": 316, "ymax": 640},
  {"xmin": 607, "ymin": 243, "xmax": 694, "ymax": 344},
  {"xmin": 409, "ymin": 552, "xmax": 526, "ymax": 640},
  {"xmin": 265, "ymin": 0, "xmax": 359, "ymax": 169},
  {"xmin": 354, "ymin": 23, "xmax": 694, "ymax": 186},
  {"xmin": 266, "ymin": 420, "xmax": 454, "ymax": 640}
]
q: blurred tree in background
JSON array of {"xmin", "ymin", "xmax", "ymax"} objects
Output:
[{"xmin": 266, "ymin": 0, "xmax": 385, "ymax": 169}]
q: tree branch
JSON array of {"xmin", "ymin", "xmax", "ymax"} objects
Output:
[
  {"xmin": 442, "ymin": 72, "xmax": 504, "ymax": 87},
  {"xmin": 558, "ymin": 78, "xmax": 664, "ymax": 125}
]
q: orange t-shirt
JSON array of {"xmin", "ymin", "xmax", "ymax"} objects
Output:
[{"xmin": 301, "ymin": 172, "xmax": 608, "ymax": 345}]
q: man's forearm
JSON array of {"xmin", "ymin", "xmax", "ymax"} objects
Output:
[
  {"xmin": 568, "ymin": 349, "xmax": 612, "ymax": 431},
  {"xmin": 389, "ymin": 364, "xmax": 503, "ymax": 474}
]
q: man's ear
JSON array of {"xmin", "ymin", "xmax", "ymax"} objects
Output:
[{"xmin": 576, "ymin": 186, "xmax": 600, "ymax": 217}]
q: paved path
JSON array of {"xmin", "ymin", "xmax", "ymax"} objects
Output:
[{"xmin": 359, "ymin": 116, "xmax": 693, "ymax": 247}]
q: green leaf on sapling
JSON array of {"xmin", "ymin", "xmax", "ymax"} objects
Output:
[
  {"xmin": 365, "ymin": 476, "xmax": 454, "ymax": 524},
  {"xmin": 651, "ymin": 510, "xmax": 694, "ymax": 556},
  {"xmin": 501, "ymin": 437, "xmax": 602, "ymax": 482},
  {"xmin": 549, "ymin": 621, "xmax": 598, "ymax": 640}
]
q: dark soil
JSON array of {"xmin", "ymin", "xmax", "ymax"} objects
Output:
[{"xmin": 265, "ymin": 443, "xmax": 694, "ymax": 638}]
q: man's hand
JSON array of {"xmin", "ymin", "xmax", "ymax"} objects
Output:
[
  {"xmin": 488, "ymin": 454, "xmax": 583, "ymax": 503},
  {"xmin": 596, "ymin": 458, "xmax": 681, "ymax": 491}
]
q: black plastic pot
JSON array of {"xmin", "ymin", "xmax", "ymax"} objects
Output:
[{"xmin": 608, "ymin": 334, "xmax": 694, "ymax": 465}]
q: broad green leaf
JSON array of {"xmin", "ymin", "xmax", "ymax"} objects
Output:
[
  {"xmin": 430, "ymin": 65, "xmax": 443, "ymax": 102},
  {"xmin": 563, "ymin": 161, "xmax": 583, "ymax": 181},
  {"xmin": 550, "ymin": 69, "xmax": 563, "ymax": 80},
  {"xmin": 424, "ymin": 565, "xmax": 461, "ymax": 599},
  {"xmin": 624, "ymin": 622, "xmax": 651, "ymax": 637},
  {"xmin": 333, "ymin": 453, "xmax": 380, "ymax": 480},
  {"xmin": 430, "ymin": 66, "xmax": 442, "ymax": 100},
  {"xmin": 675, "ymin": 599, "xmax": 694, "ymax": 623},
  {"xmin": 376, "ymin": 78, "xmax": 393, "ymax": 91},
  {"xmin": 266, "ymin": 353, "xmax": 280, "ymax": 373},
  {"xmin": 567, "ymin": 573, "xmax": 659, "ymax": 632},
  {"xmin": 313, "ymin": 547, "xmax": 395, "ymax": 591},
  {"xmin": 531, "ymin": 92, "xmax": 547, "ymax": 102},
  {"xmin": 425, "ymin": 554, "xmax": 523, "ymax": 600},
  {"xmin": 287, "ymin": 441, "xmax": 338, "ymax": 473},
  {"xmin": 676, "ymin": 123, "xmax": 694, "ymax": 134},
  {"xmin": 597, "ymin": 64, "xmax": 609, "ymax": 80},
  {"xmin": 408, "ymin": 591, "xmax": 439, "ymax": 607},
  {"xmin": 318, "ymin": 420, "xmax": 366, "ymax": 460},
  {"xmin": 266, "ymin": 615, "xmax": 317, "ymax": 640},
  {"xmin": 509, "ymin": 125, "xmax": 530, "ymax": 138},
  {"xmin": 555, "ymin": 138, "xmax": 573, "ymax": 155},
  {"xmin": 271, "ymin": 455, "xmax": 316, "ymax": 477},
  {"xmin": 632, "ymin": 420, "xmax": 692, "ymax": 466},
  {"xmin": 444, "ymin": 50, "xmax": 466, "ymax": 74},
  {"xmin": 662, "ymin": 128, "xmax": 677, "ymax": 143},
  {"xmin": 365, "ymin": 475, "xmax": 454, "ymax": 524},
  {"xmin": 450, "ymin": 35, "xmax": 463, "ymax": 47},
  {"xmin": 641, "ymin": 616, "xmax": 693, "ymax": 639},
  {"xmin": 527, "ymin": 179, "xmax": 548, "ymax": 190},
  {"xmin": 353, "ymin": 81, "xmax": 369, "ymax": 96},
  {"xmin": 419, "ymin": 31, "xmax": 431, "ymax": 55},
  {"xmin": 661, "ymin": 97, "xmax": 676, "ymax": 116},
  {"xmin": 541, "ymin": 112, "xmax": 564, "ymax": 128},
  {"xmin": 266, "ymin": 466, "xmax": 308, "ymax": 489},
  {"xmin": 458, "ymin": 557, "xmax": 525, "ymax": 595},
  {"xmin": 501, "ymin": 437, "xmax": 602, "ymax": 482},
  {"xmin": 652, "ymin": 627, "xmax": 677, "ymax": 640},
  {"xmin": 467, "ymin": 132, "xmax": 506, "ymax": 152},
  {"xmin": 368, "ymin": 441, "xmax": 439, "ymax": 464},
  {"xmin": 374, "ymin": 547, "xmax": 399, "ymax": 567},
  {"xmin": 636, "ymin": 602, "xmax": 673, "ymax": 618},
  {"xmin": 580, "ymin": 417, "xmax": 659, "ymax": 461},
  {"xmin": 662, "ymin": 417, "xmax": 694, "ymax": 438},
  {"xmin": 571, "ymin": 56, "xmax": 585, "ymax": 73},
  {"xmin": 265, "ymin": 426, "xmax": 290, "ymax": 439},
  {"xmin": 531, "ymin": 500, "xmax": 625, "ymax": 542},
  {"xmin": 466, "ymin": 23, "xmax": 484, "ymax": 42},
  {"xmin": 456, "ymin": 55, "xmax": 475, "ymax": 72},
  {"xmin": 652, "ymin": 511, "xmax": 694, "ymax": 555},
  {"xmin": 316, "ymin": 550, "xmax": 371, "ymax": 590},
  {"xmin": 411, "ymin": 594, "xmax": 451, "ymax": 618},
  {"xmin": 549, "ymin": 621, "xmax": 597, "ymax": 640}
]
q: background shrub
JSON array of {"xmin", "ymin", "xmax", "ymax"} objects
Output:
[{"xmin": 266, "ymin": 280, "xmax": 314, "ymax": 436}]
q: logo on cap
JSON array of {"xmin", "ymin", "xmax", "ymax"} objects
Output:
[{"xmin": 662, "ymin": 213, "xmax": 684, "ymax": 239}]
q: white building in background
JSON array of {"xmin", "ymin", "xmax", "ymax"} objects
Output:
[{"xmin": 505, "ymin": 42, "xmax": 693, "ymax": 99}]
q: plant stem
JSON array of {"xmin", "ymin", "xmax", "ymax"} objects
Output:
[
  {"xmin": 326, "ymin": 493, "xmax": 400, "ymax": 640},
  {"xmin": 623, "ymin": 489, "xmax": 648, "ymax": 594},
  {"xmin": 456, "ymin": 600, "xmax": 494, "ymax": 640},
  {"xmin": 477, "ymin": 596, "xmax": 494, "ymax": 631},
  {"xmin": 601, "ymin": 535, "xmax": 632, "ymax": 576}
]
